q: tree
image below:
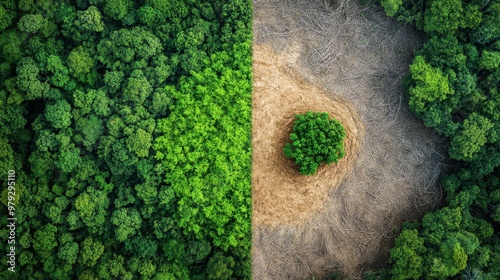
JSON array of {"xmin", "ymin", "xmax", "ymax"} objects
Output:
[
  {"xmin": 284, "ymin": 111, "xmax": 346, "ymax": 175},
  {"xmin": 123, "ymin": 70, "xmax": 152, "ymax": 105},
  {"xmin": 0, "ymin": 0, "xmax": 15, "ymax": 32},
  {"xmin": 45, "ymin": 100, "xmax": 72, "ymax": 129},
  {"xmin": 424, "ymin": 0, "xmax": 463, "ymax": 34},
  {"xmin": 111, "ymin": 207, "xmax": 142, "ymax": 242},
  {"xmin": 80, "ymin": 237, "xmax": 104, "ymax": 267},
  {"xmin": 449, "ymin": 113, "xmax": 493, "ymax": 161},
  {"xmin": 33, "ymin": 223, "xmax": 58, "ymax": 254},
  {"xmin": 417, "ymin": 35, "xmax": 467, "ymax": 72},
  {"xmin": 150, "ymin": 88, "xmax": 172, "ymax": 115},
  {"xmin": 0, "ymin": 30, "xmax": 23, "ymax": 64},
  {"xmin": 46, "ymin": 55, "xmax": 70, "ymax": 88},
  {"xmin": 389, "ymin": 229, "xmax": 426, "ymax": 280},
  {"xmin": 207, "ymin": 252, "xmax": 235, "ymax": 280},
  {"xmin": 104, "ymin": 0, "xmax": 132, "ymax": 20},
  {"xmin": 16, "ymin": 57, "xmax": 50, "ymax": 100},
  {"xmin": 381, "ymin": 1, "xmax": 500, "ymax": 279},
  {"xmin": 96, "ymin": 27, "xmax": 162, "ymax": 70},
  {"xmin": 75, "ymin": 114, "xmax": 103, "ymax": 150},
  {"xmin": 126, "ymin": 128, "xmax": 152, "ymax": 158},
  {"xmin": 77, "ymin": 6, "xmax": 104, "ymax": 33},
  {"xmin": 0, "ymin": 0, "xmax": 254, "ymax": 278},
  {"xmin": 56, "ymin": 145, "xmax": 81, "ymax": 173},
  {"xmin": 408, "ymin": 55, "xmax": 454, "ymax": 112},
  {"xmin": 18, "ymin": 14, "xmax": 44, "ymax": 34},
  {"xmin": 97, "ymin": 254, "xmax": 126, "ymax": 279},
  {"xmin": 58, "ymin": 241, "xmax": 79, "ymax": 265},
  {"xmin": 381, "ymin": 0, "xmax": 402, "ymax": 17},
  {"xmin": 103, "ymin": 71, "xmax": 124, "ymax": 94},
  {"xmin": 125, "ymin": 235, "xmax": 158, "ymax": 258},
  {"xmin": 478, "ymin": 51, "xmax": 500, "ymax": 71},
  {"xmin": 73, "ymin": 187, "xmax": 110, "ymax": 234},
  {"xmin": 421, "ymin": 207, "xmax": 480, "ymax": 278},
  {"xmin": 67, "ymin": 46, "xmax": 94, "ymax": 77}
]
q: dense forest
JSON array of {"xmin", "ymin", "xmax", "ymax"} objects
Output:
[
  {"xmin": 365, "ymin": 0, "xmax": 500, "ymax": 279},
  {"xmin": 0, "ymin": 0, "xmax": 252, "ymax": 279}
]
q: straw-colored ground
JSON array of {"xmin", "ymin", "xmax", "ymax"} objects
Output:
[
  {"xmin": 252, "ymin": 0, "xmax": 446, "ymax": 279},
  {"xmin": 252, "ymin": 45, "xmax": 364, "ymax": 226}
]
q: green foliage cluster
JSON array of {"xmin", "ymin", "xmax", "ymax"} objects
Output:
[
  {"xmin": 0, "ymin": 0, "xmax": 252, "ymax": 279},
  {"xmin": 284, "ymin": 111, "xmax": 346, "ymax": 175},
  {"xmin": 365, "ymin": 0, "xmax": 500, "ymax": 279}
]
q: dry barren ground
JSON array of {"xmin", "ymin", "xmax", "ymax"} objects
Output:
[
  {"xmin": 252, "ymin": 0, "xmax": 446, "ymax": 279},
  {"xmin": 252, "ymin": 45, "xmax": 364, "ymax": 227}
]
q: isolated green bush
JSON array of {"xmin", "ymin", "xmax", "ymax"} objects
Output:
[{"xmin": 284, "ymin": 111, "xmax": 346, "ymax": 175}]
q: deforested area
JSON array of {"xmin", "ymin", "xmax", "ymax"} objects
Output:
[
  {"xmin": 252, "ymin": 0, "xmax": 446, "ymax": 278},
  {"xmin": 253, "ymin": 45, "xmax": 365, "ymax": 227}
]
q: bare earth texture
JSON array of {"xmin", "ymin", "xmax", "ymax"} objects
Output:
[
  {"xmin": 252, "ymin": 0, "xmax": 446, "ymax": 279},
  {"xmin": 253, "ymin": 45, "xmax": 364, "ymax": 227}
]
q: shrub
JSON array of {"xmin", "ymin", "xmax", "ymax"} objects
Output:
[{"xmin": 284, "ymin": 111, "xmax": 346, "ymax": 175}]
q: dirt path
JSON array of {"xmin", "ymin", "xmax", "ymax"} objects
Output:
[{"xmin": 252, "ymin": 0, "xmax": 445, "ymax": 279}]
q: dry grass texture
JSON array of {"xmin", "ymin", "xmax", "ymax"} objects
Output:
[
  {"xmin": 252, "ymin": 0, "xmax": 446, "ymax": 279},
  {"xmin": 252, "ymin": 45, "xmax": 364, "ymax": 227}
]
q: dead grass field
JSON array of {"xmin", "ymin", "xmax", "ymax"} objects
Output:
[
  {"xmin": 252, "ymin": 45, "xmax": 364, "ymax": 227},
  {"xmin": 252, "ymin": 0, "xmax": 446, "ymax": 279}
]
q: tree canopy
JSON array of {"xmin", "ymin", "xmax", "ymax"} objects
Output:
[
  {"xmin": 368, "ymin": 0, "xmax": 500, "ymax": 279},
  {"xmin": 284, "ymin": 111, "xmax": 346, "ymax": 175},
  {"xmin": 0, "ymin": 0, "xmax": 252, "ymax": 279}
]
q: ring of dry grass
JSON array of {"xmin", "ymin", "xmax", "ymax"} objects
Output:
[
  {"xmin": 252, "ymin": 1, "xmax": 444, "ymax": 278},
  {"xmin": 252, "ymin": 45, "xmax": 364, "ymax": 227}
]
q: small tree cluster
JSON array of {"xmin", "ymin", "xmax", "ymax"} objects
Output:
[
  {"xmin": 284, "ymin": 111, "xmax": 346, "ymax": 175},
  {"xmin": 366, "ymin": 0, "xmax": 500, "ymax": 279}
]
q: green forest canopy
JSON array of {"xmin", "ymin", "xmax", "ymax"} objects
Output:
[
  {"xmin": 365, "ymin": 0, "xmax": 500, "ymax": 279},
  {"xmin": 0, "ymin": 0, "xmax": 252, "ymax": 279}
]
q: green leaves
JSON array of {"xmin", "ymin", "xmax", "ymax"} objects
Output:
[
  {"xmin": 104, "ymin": 0, "xmax": 132, "ymax": 21},
  {"xmin": 67, "ymin": 46, "xmax": 94, "ymax": 77},
  {"xmin": 46, "ymin": 55, "xmax": 70, "ymax": 87},
  {"xmin": 1, "ymin": 1, "xmax": 253, "ymax": 279},
  {"xmin": 478, "ymin": 50, "xmax": 500, "ymax": 71},
  {"xmin": 103, "ymin": 71, "xmax": 124, "ymax": 94},
  {"xmin": 409, "ymin": 56, "xmax": 454, "ymax": 111},
  {"xmin": 45, "ymin": 100, "xmax": 72, "ymax": 129},
  {"xmin": 58, "ymin": 241, "xmax": 79, "ymax": 265},
  {"xmin": 18, "ymin": 14, "xmax": 44, "ymax": 34},
  {"xmin": 80, "ymin": 237, "xmax": 104, "ymax": 267},
  {"xmin": 389, "ymin": 229, "xmax": 426, "ymax": 280},
  {"xmin": 16, "ymin": 57, "xmax": 49, "ymax": 100},
  {"xmin": 123, "ymin": 70, "xmax": 153, "ymax": 105},
  {"xmin": 96, "ymin": 27, "xmax": 162, "ymax": 69},
  {"xmin": 284, "ymin": 111, "xmax": 346, "ymax": 175},
  {"xmin": 111, "ymin": 208, "xmax": 142, "ymax": 242},
  {"xmin": 77, "ymin": 6, "xmax": 104, "ymax": 33},
  {"xmin": 33, "ymin": 224, "xmax": 58, "ymax": 253},
  {"xmin": 206, "ymin": 252, "xmax": 235, "ymax": 280},
  {"xmin": 449, "ymin": 113, "xmax": 493, "ymax": 161},
  {"xmin": 377, "ymin": 1, "xmax": 500, "ymax": 279},
  {"xmin": 154, "ymin": 42, "xmax": 252, "ymax": 278},
  {"xmin": 381, "ymin": 0, "xmax": 402, "ymax": 17},
  {"xmin": 388, "ymin": 207, "xmax": 483, "ymax": 279},
  {"xmin": 424, "ymin": 0, "xmax": 463, "ymax": 34},
  {"xmin": 0, "ymin": 1, "xmax": 15, "ymax": 32}
]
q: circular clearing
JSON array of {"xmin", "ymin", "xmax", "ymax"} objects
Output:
[{"xmin": 252, "ymin": 45, "xmax": 365, "ymax": 227}]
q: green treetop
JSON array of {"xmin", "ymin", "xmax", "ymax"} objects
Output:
[{"xmin": 284, "ymin": 111, "xmax": 346, "ymax": 175}]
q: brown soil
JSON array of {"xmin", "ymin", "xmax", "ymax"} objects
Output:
[
  {"xmin": 252, "ymin": 0, "xmax": 446, "ymax": 279},
  {"xmin": 252, "ymin": 45, "xmax": 365, "ymax": 226}
]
